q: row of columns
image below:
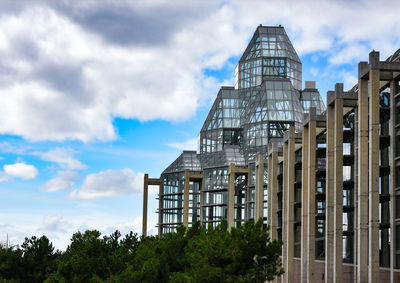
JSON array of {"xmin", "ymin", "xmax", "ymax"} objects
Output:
[
  {"xmin": 145, "ymin": 163, "xmax": 258, "ymax": 236},
  {"xmin": 267, "ymin": 51, "xmax": 400, "ymax": 282},
  {"xmin": 143, "ymin": 170, "xmax": 203, "ymax": 236},
  {"xmin": 142, "ymin": 50, "xmax": 400, "ymax": 282},
  {"xmin": 357, "ymin": 51, "xmax": 400, "ymax": 282},
  {"xmin": 147, "ymin": 162, "xmax": 257, "ymax": 236}
]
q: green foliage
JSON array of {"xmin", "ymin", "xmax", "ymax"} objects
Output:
[
  {"xmin": 0, "ymin": 243, "xmax": 23, "ymax": 281},
  {"xmin": 110, "ymin": 219, "xmax": 283, "ymax": 283},
  {"xmin": 0, "ymin": 235, "xmax": 59, "ymax": 283},
  {"xmin": 45, "ymin": 230, "xmax": 140, "ymax": 283},
  {"xmin": 172, "ymin": 219, "xmax": 283, "ymax": 283},
  {"xmin": 0, "ymin": 219, "xmax": 283, "ymax": 283}
]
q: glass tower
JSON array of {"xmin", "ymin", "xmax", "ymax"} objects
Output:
[{"xmin": 158, "ymin": 25, "xmax": 325, "ymax": 234}]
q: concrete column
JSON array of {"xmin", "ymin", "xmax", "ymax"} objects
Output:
[
  {"xmin": 247, "ymin": 168, "xmax": 252, "ymax": 221},
  {"xmin": 282, "ymin": 142, "xmax": 288, "ymax": 283},
  {"xmin": 200, "ymin": 170, "xmax": 205, "ymax": 226},
  {"xmin": 301, "ymin": 124, "xmax": 309, "ymax": 283},
  {"xmin": 269, "ymin": 144, "xmax": 278, "ymax": 240},
  {"xmin": 390, "ymin": 80, "xmax": 397, "ymax": 283},
  {"xmin": 228, "ymin": 163, "xmax": 236, "ymax": 229},
  {"xmin": 369, "ymin": 68, "xmax": 380, "ymax": 283},
  {"xmin": 307, "ymin": 120, "xmax": 316, "ymax": 282},
  {"xmin": 334, "ymin": 97, "xmax": 344, "ymax": 282},
  {"xmin": 255, "ymin": 154, "xmax": 264, "ymax": 221},
  {"xmin": 357, "ymin": 76, "xmax": 369, "ymax": 283},
  {"xmin": 267, "ymin": 149, "xmax": 272, "ymax": 226},
  {"xmin": 143, "ymin": 174, "xmax": 149, "ymax": 237},
  {"xmin": 286, "ymin": 127, "xmax": 295, "ymax": 283},
  {"xmin": 183, "ymin": 169, "xmax": 190, "ymax": 227},
  {"xmin": 325, "ymin": 104, "xmax": 334, "ymax": 283},
  {"xmin": 158, "ymin": 178, "xmax": 163, "ymax": 236},
  {"xmin": 353, "ymin": 107, "xmax": 359, "ymax": 282}
]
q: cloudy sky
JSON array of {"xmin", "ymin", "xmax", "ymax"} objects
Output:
[{"xmin": 1, "ymin": 0, "xmax": 400, "ymax": 249}]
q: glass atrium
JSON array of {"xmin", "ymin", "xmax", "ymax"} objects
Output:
[{"xmin": 158, "ymin": 25, "xmax": 326, "ymax": 234}]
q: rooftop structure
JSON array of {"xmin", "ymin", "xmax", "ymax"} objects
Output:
[{"xmin": 155, "ymin": 25, "xmax": 325, "ymax": 234}]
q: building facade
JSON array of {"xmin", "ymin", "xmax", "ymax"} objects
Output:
[{"xmin": 143, "ymin": 26, "xmax": 400, "ymax": 282}]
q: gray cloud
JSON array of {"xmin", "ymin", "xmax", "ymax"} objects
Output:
[
  {"xmin": 36, "ymin": 64, "xmax": 86, "ymax": 98},
  {"xmin": 0, "ymin": 0, "xmax": 399, "ymax": 142},
  {"xmin": 49, "ymin": 1, "xmax": 220, "ymax": 47}
]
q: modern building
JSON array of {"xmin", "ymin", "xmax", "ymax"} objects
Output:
[{"xmin": 142, "ymin": 25, "xmax": 400, "ymax": 282}]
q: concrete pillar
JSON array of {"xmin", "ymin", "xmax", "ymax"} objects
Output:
[
  {"xmin": 353, "ymin": 106, "xmax": 359, "ymax": 282},
  {"xmin": 301, "ymin": 124, "xmax": 309, "ymax": 283},
  {"xmin": 334, "ymin": 97, "xmax": 344, "ymax": 282},
  {"xmin": 183, "ymin": 169, "xmax": 190, "ymax": 227},
  {"xmin": 286, "ymin": 127, "xmax": 295, "ymax": 283},
  {"xmin": 267, "ymin": 149, "xmax": 272, "ymax": 226},
  {"xmin": 247, "ymin": 168, "xmax": 252, "ymax": 221},
  {"xmin": 307, "ymin": 120, "xmax": 316, "ymax": 282},
  {"xmin": 200, "ymin": 170, "xmax": 205, "ymax": 226},
  {"xmin": 325, "ymin": 104, "xmax": 334, "ymax": 283},
  {"xmin": 158, "ymin": 178, "xmax": 163, "ymax": 236},
  {"xmin": 369, "ymin": 67, "xmax": 380, "ymax": 283},
  {"xmin": 357, "ymin": 75, "xmax": 369, "ymax": 283},
  {"xmin": 282, "ymin": 142, "xmax": 288, "ymax": 283},
  {"xmin": 269, "ymin": 144, "xmax": 279, "ymax": 240},
  {"xmin": 228, "ymin": 163, "xmax": 236, "ymax": 229},
  {"xmin": 143, "ymin": 174, "xmax": 149, "ymax": 237},
  {"xmin": 390, "ymin": 80, "xmax": 397, "ymax": 283},
  {"xmin": 255, "ymin": 154, "xmax": 264, "ymax": 221}
]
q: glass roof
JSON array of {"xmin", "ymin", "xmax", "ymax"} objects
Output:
[
  {"xmin": 300, "ymin": 89, "xmax": 326, "ymax": 115},
  {"xmin": 164, "ymin": 25, "xmax": 326, "ymax": 171},
  {"xmin": 235, "ymin": 25, "xmax": 302, "ymax": 90},
  {"xmin": 200, "ymin": 87, "xmax": 241, "ymax": 155},
  {"xmin": 163, "ymin": 151, "xmax": 201, "ymax": 174}
]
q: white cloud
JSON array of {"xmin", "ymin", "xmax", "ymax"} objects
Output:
[
  {"xmin": 104, "ymin": 216, "xmax": 142, "ymax": 236},
  {"xmin": 166, "ymin": 137, "xmax": 198, "ymax": 151},
  {"xmin": 39, "ymin": 215, "xmax": 72, "ymax": 233},
  {"xmin": 70, "ymin": 169, "xmax": 144, "ymax": 199},
  {"xmin": 3, "ymin": 162, "xmax": 38, "ymax": 179},
  {"xmin": 36, "ymin": 148, "xmax": 86, "ymax": 170},
  {"xmin": 340, "ymin": 70, "xmax": 358, "ymax": 91},
  {"xmin": 104, "ymin": 216, "xmax": 158, "ymax": 237},
  {"xmin": 41, "ymin": 171, "xmax": 79, "ymax": 192},
  {"xmin": 309, "ymin": 68, "xmax": 319, "ymax": 77},
  {"xmin": 329, "ymin": 43, "xmax": 370, "ymax": 65},
  {"xmin": 0, "ymin": 142, "xmax": 30, "ymax": 154},
  {"xmin": 0, "ymin": 1, "xmax": 399, "ymax": 143}
]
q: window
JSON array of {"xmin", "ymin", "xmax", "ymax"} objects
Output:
[
  {"xmin": 268, "ymin": 121, "xmax": 293, "ymax": 137},
  {"xmin": 223, "ymin": 129, "xmax": 243, "ymax": 147}
]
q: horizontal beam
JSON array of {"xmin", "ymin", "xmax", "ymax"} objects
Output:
[{"xmin": 148, "ymin": 178, "xmax": 161, "ymax": 185}]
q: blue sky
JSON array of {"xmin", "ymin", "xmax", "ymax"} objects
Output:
[{"xmin": 1, "ymin": 0, "xmax": 400, "ymax": 249}]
